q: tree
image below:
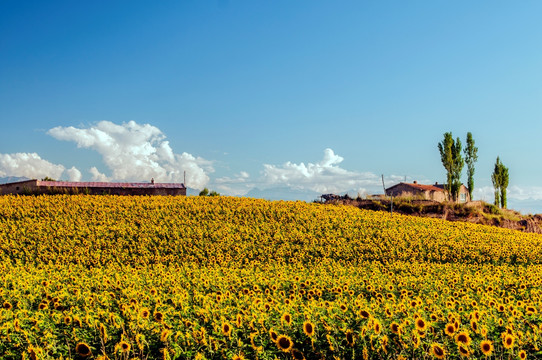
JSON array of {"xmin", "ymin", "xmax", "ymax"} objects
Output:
[
  {"xmin": 491, "ymin": 158, "xmax": 501, "ymax": 206},
  {"xmin": 450, "ymin": 136, "xmax": 464, "ymax": 202},
  {"xmin": 463, "ymin": 132, "xmax": 478, "ymax": 200},
  {"xmin": 438, "ymin": 132, "xmax": 464, "ymax": 201},
  {"xmin": 500, "ymin": 162, "xmax": 509, "ymax": 209},
  {"xmin": 41, "ymin": 176, "xmax": 56, "ymax": 181},
  {"xmin": 438, "ymin": 132, "xmax": 454, "ymax": 200},
  {"xmin": 491, "ymin": 157, "xmax": 509, "ymax": 208},
  {"xmin": 199, "ymin": 188, "xmax": 220, "ymax": 197}
]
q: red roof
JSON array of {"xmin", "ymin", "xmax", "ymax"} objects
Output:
[
  {"xmin": 37, "ymin": 181, "xmax": 185, "ymax": 189},
  {"xmin": 404, "ymin": 182, "xmax": 444, "ymax": 192},
  {"xmin": 387, "ymin": 182, "xmax": 445, "ymax": 192}
]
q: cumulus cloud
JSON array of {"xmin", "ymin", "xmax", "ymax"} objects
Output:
[
  {"xmin": 0, "ymin": 152, "xmax": 79, "ymax": 180},
  {"xmin": 65, "ymin": 166, "xmax": 82, "ymax": 182},
  {"xmin": 260, "ymin": 148, "xmax": 380, "ymax": 194},
  {"xmin": 215, "ymin": 149, "xmax": 399, "ymax": 196},
  {"xmin": 48, "ymin": 120, "xmax": 212, "ymax": 189},
  {"xmin": 89, "ymin": 167, "xmax": 109, "ymax": 182}
]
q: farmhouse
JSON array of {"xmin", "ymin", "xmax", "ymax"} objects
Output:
[
  {"xmin": 0, "ymin": 179, "xmax": 186, "ymax": 196},
  {"xmin": 385, "ymin": 181, "xmax": 470, "ymax": 203}
]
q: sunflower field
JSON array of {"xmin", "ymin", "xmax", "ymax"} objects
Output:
[{"xmin": 0, "ymin": 195, "xmax": 541, "ymax": 360}]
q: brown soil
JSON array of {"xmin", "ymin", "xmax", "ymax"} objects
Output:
[{"xmin": 323, "ymin": 197, "xmax": 542, "ymax": 234}]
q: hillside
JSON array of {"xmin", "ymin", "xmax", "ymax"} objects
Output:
[
  {"xmin": 1, "ymin": 195, "xmax": 541, "ymax": 359},
  {"xmin": 323, "ymin": 196, "xmax": 542, "ymax": 233}
]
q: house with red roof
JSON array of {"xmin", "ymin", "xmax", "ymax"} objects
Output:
[{"xmin": 385, "ymin": 181, "xmax": 470, "ymax": 203}]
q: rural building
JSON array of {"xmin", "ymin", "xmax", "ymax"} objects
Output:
[
  {"xmin": 385, "ymin": 181, "xmax": 470, "ymax": 203},
  {"xmin": 0, "ymin": 179, "xmax": 186, "ymax": 196}
]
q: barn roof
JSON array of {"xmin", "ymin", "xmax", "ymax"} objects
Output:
[{"xmin": 37, "ymin": 180, "xmax": 185, "ymax": 189}]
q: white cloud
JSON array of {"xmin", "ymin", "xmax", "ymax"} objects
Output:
[
  {"xmin": 474, "ymin": 185, "xmax": 542, "ymax": 202},
  {"xmin": 260, "ymin": 148, "xmax": 380, "ymax": 194},
  {"xmin": 214, "ymin": 171, "xmax": 254, "ymax": 196},
  {"xmin": 65, "ymin": 166, "xmax": 82, "ymax": 182},
  {"xmin": 214, "ymin": 149, "xmax": 399, "ymax": 196},
  {"xmin": 89, "ymin": 167, "xmax": 109, "ymax": 182},
  {"xmin": 48, "ymin": 120, "xmax": 212, "ymax": 189},
  {"xmin": 0, "ymin": 152, "xmax": 78, "ymax": 180}
]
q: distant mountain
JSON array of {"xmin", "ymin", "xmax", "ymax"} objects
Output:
[
  {"xmin": 186, "ymin": 187, "xmax": 201, "ymax": 196},
  {"xmin": 245, "ymin": 187, "xmax": 321, "ymax": 202},
  {"xmin": 0, "ymin": 176, "xmax": 30, "ymax": 184}
]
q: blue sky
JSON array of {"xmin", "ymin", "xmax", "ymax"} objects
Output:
[{"xmin": 1, "ymin": 1, "xmax": 542, "ymax": 212}]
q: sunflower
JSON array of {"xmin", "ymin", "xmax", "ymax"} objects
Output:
[
  {"xmin": 458, "ymin": 345, "xmax": 470, "ymax": 357},
  {"xmin": 359, "ymin": 309, "xmax": 370, "ymax": 319},
  {"xmin": 154, "ymin": 311, "xmax": 164, "ymax": 322},
  {"xmin": 99, "ymin": 323, "xmax": 108, "ymax": 343},
  {"xmin": 232, "ymin": 354, "xmax": 246, "ymax": 360},
  {"xmin": 455, "ymin": 331, "xmax": 472, "ymax": 347},
  {"xmin": 281, "ymin": 313, "xmax": 292, "ymax": 326},
  {"xmin": 222, "ymin": 322, "xmax": 232, "ymax": 337},
  {"xmin": 390, "ymin": 321, "xmax": 401, "ymax": 335},
  {"xmin": 526, "ymin": 306, "xmax": 537, "ymax": 315},
  {"xmin": 160, "ymin": 328, "xmax": 171, "ymax": 342},
  {"xmin": 373, "ymin": 319, "xmax": 382, "ymax": 334},
  {"xmin": 480, "ymin": 340, "xmax": 493, "ymax": 356},
  {"xmin": 63, "ymin": 316, "xmax": 72, "ymax": 325},
  {"xmin": 75, "ymin": 343, "xmax": 92, "ymax": 357},
  {"xmin": 470, "ymin": 319, "xmax": 478, "ymax": 333},
  {"xmin": 430, "ymin": 343, "xmax": 446, "ymax": 359},
  {"xmin": 303, "ymin": 321, "xmax": 315, "ymax": 337},
  {"xmin": 140, "ymin": 307, "xmax": 150, "ymax": 319},
  {"xmin": 117, "ymin": 341, "xmax": 130, "ymax": 353},
  {"xmin": 269, "ymin": 329, "xmax": 278, "ymax": 342},
  {"xmin": 518, "ymin": 350, "xmax": 527, "ymax": 359},
  {"xmin": 503, "ymin": 334, "xmax": 515, "ymax": 349},
  {"xmin": 444, "ymin": 323, "xmax": 456, "ymax": 337},
  {"xmin": 3, "ymin": 302, "xmax": 12, "ymax": 310},
  {"xmin": 276, "ymin": 335, "xmax": 293, "ymax": 352},
  {"xmin": 411, "ymin": 332, "xmax": 421, "ymax": 348},
  {"xmin": 415, "ymin": 318, "xmax": 427, "ymax": 332}
]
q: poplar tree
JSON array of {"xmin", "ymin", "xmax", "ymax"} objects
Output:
[
  {"xmin": 464, "ymin": 132, "xmax": 478, "ymax": 200},
  {"xmin": 438, "ymin": 132, "xmax": 454, "ymax": 200},
  {"xmin": 491, "ymin": 158, "xmax": 501, "ymax": 207},
  {"xmin": 500, "ymin": 162, "xmax": 509, "ymax": 209},
  {"xmin": 450, "ymin": 137, "xmax": 464, "ymax": 202},
  {"xmin": 491, "ymin": 157, "xmax": 509, "ymax": 208},
  {"xmin": 438, "ymin": 132, "xmax": 464, "ymax": 201}
]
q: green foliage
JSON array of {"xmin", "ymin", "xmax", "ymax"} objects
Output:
[
  {"xmin": 438, "ymin": 132, "xmax": 464, "ymax": 201},
  {"xmin": 41, "ymin": 176, "xmax": 56, "ymax": 181},
  {"xmin": 451, "ymin": 136, "xmax": 464, "ymax": 202},
  {"xmin": 491, "ymin": 157, "xmax": 510, "ymax": 208},
  {"xmin": 199, "ymin": 188, "xmax": 220, "ymax": 196},
  {"xmin": 464, "ymin": 132, "xmax": 478, "ymax": 200},
  {"xmin": 438, "ymin": 132, "xmax": 454, "ymax": 199}
]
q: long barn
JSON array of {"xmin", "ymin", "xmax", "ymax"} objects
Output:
[{"xmin": 0, "ymin": 179, "xmax": 186, "ymax": 196}]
